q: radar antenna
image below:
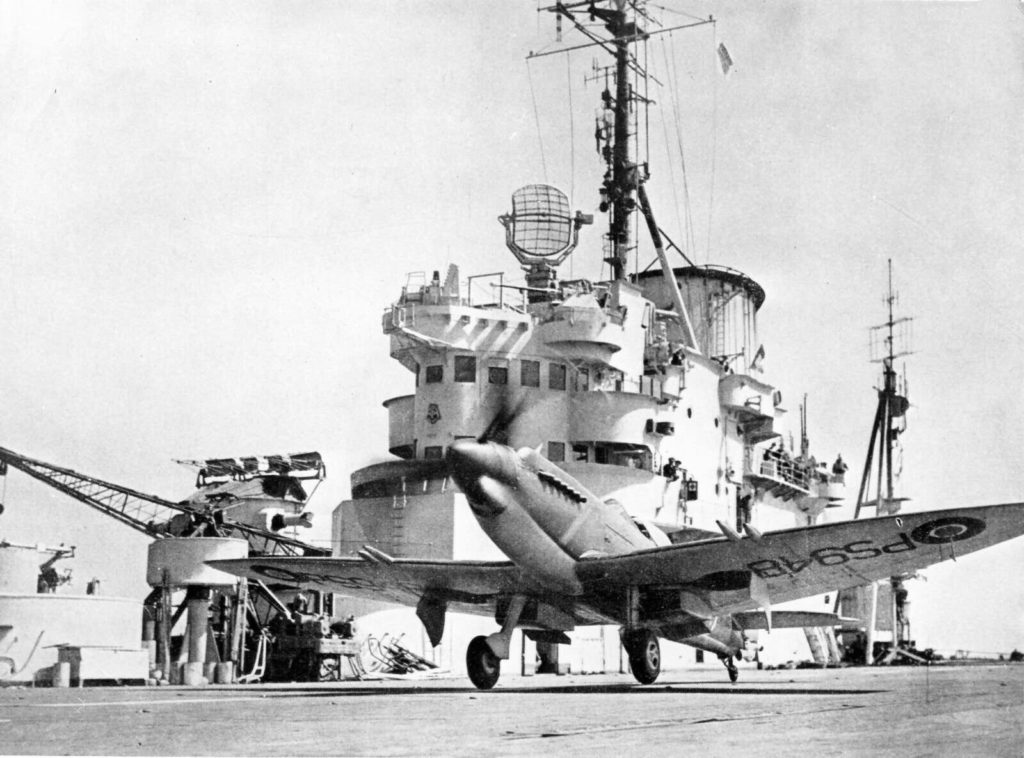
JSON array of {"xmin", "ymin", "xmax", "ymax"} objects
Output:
[{"xmin": 499, "ymin": 183, "xmax": 592, "ymax": 302}]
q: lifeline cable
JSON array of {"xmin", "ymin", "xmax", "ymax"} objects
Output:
[{"xmin": 526, "ymin": 59, "xmax": 549, "ymax": 183}]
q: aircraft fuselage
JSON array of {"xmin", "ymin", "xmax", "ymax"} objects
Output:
[{"xmin": 446, "ymin": 440, "xmax": 655, "ymax": 596}]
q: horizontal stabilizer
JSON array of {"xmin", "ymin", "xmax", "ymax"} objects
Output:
[
  {"xmin": 734, "ymin": 610, "xmax": 844, "ymax": 630},
  {"xmin": 663, "ymin": 525, "xmax": 721, "ymax": 544}
]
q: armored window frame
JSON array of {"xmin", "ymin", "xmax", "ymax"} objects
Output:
[
  {"xmin": 454, "ymin": 356, "xmax": 476, "ymax": 383},
  {"xmin": 548, "ymin": 363, "xmax": 567, "ymax": 391},
  {"xmin": 520, "ymin": 359, "xmax": 540, "ymax": 388}
]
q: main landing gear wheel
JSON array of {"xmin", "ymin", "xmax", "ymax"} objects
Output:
[
  {"xmin": 624, "ymin": 630, "xmax": 661, "ymax": 685},
  {"xmin": 722, "ymin": 655, "xmax": 739, "ymax": 684},
  {"xmin": 466, "ymin": 635, "xmax": 501, "ymax": 690}
]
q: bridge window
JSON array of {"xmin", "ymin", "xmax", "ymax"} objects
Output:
[
  {"xmin": 454, "ymin": 356, "xmax": 477, "ymax": 383},
  {"xmin": 414, "ymin": 362, "xmax": 421, "ymax": 387},
  {"xmin": 521, "ymin": 360, "xmax": 540, "ymax": 387},
  {"xmin": 548, "ymin": 363, "xmax": 567, "ymax": 391},
  {"xmin": 547, "ymin": 442, "xmax": 565, "ymax": 462},
  {"xmin": 423, "ymin": 446, "xmax": 443, "ymax": 460},
  {"xmin": 425, "ymin": 365, "xmax": 443, "ymax": 383},
  {"xmin": 576, "ymin": 367, "xmax": 590, "ymax": 392},
  {"xmin": 488, "ymin": 366, "xmax": 508, "ymax": 385}
]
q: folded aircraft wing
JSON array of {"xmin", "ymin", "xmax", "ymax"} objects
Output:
[
  {"xmin": 211, "ymin": 555, "xmax": 525, "ymax": 617},
  {"xmin": 577, "ymin": 503, "xmax": 1024, "ymax": 614}
]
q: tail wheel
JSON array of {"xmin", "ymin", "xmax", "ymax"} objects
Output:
[
  {"xmin": 466, "ymin": 635, "xmax": 501, "ymax": 690},
  {"xmin": 724, "ymin": 655, "xmax": 739, "ymax": 683},
  {"xmin": 625, "ymin": 630, "xmax": 661, "ymax": 685}
]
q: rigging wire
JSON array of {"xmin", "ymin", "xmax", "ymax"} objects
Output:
[
  {"xmin": 665, "ymin": 32, "xmax": 698, "ymax": 260},
  {"xmin": 670, "ymin": 34, "xmax": 698, "ymax": 259},
  {"xmin": 566, "ymin": 51, "xmax": 575, "ymax": 279},
  {"xmin": 656, "ymin": 36, "xmax": 685, "ymax": 253},
  {"xmin": 526, "ymin": 59, "xmax": 549, "ymax": 182},
  {"xmin": 566, "ymin": 51, "xmax": 575, "ymax": 206},
  {"xmin": 705, "ymin": 22, "xmax": 720, "ymax": 264},
  {"xmin": 643, "ymin": 33, "xmax": 651, "ymax": 181},
  {"xmin": 632, "ymin": 4, "xmax": 642, "ymax": 279},
  {"xmin": 647, "ymin": 3, "xmax": 710, "ymax": 24}
]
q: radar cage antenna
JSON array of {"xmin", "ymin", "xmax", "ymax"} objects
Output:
[{"xmin": 498, "ymin": 183, "xmax": 592, "ymax": 303}]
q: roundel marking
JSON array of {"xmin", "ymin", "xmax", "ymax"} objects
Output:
[{"xmin": 910, "ymin": 516, "xmax": 986, "ymax": 545}]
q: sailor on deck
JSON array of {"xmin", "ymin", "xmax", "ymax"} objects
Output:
[{"xmin": 832, "ymin": 454, "xmax": 848, "ymax": 483}]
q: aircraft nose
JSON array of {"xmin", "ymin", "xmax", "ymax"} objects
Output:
[
  {"xmin": 445, "ymin": 440, "xmax": 511, "ymax": 515},
  {"xmin": 446, "ymin": 440, "xmax": 501, "ymax": 480}
]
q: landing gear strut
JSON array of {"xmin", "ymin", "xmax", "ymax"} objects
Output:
[
  {"xmin": 622, "ymin": 629, "xmax": 661, "ymax": 685},
  {"xmin": 721, "ymin": 654, "xmax": 739, "ymax": 684},
  {"xmin": 465, "ymin": 595, "xmax": 527, "ymax": 690}
]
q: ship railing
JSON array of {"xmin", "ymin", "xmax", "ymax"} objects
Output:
[
  {"xmin": 579, "ymin": 372, "xmax": 679, "ymax": 402},
  {"xmin": 399, "ymin": 271, "xmax": 427, "ymax": 304},
  {"xmin": 388, "ymin": 290, "xmax": 528, "ymax": 317},
  {"xmin": 466, "ymin": 272, "xmax": 504, "ymax": 309},
  {"xmin": 758, "ymin": 454, "xmax": 810, "ymax": 490},
  {"xmin": 383, "ymin": 305, "xmax": 411, "ymax": 331}
]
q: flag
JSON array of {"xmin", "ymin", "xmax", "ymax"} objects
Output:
[{"xmin": 717, "ymin": 43, "xmax": 733, "ymax": 75}]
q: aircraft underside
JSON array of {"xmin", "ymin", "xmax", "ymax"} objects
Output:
[{"xmin": 458, "ymin": 592, "xmax": 749, "ymax": 689}]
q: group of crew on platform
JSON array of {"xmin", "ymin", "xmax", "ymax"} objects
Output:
[
  {"xmin": 661, "ymin": 457, "xmax": 683, "ymax": 481},
  {"xmin": 656, "ymin": 445, "xmax": 847, "ymax": 498},
  {"xmin": 762, "ymin": 443, "xmax": 848, "ymax": 490},
  {"xmin": 644, "ymin": 332, "xmax": 688, "ymax": 376}
]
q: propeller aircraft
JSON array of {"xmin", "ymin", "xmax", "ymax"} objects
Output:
[{"xmin": 212, "ymin": 413, "xmax": 1024, "ymax": 689}]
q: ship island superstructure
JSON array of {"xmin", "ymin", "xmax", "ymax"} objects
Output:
[{"xmin": 333, "ymin": 2, "xmax": 845, "ymax": 673}]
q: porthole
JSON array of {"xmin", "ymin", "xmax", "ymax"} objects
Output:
[{"xmin": 687, "ymin": 408, "xmax": 693, "ymax": 419}]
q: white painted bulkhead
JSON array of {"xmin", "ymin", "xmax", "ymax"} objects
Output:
[
  {"xmin": 0, "ymin": 591, "xmax": 144, "ymax": 684},
  {"xmin": 333, "ymin": 262, "xmax": 844, "ymax": 678}
]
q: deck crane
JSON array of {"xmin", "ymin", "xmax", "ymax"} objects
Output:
[
  {"xmin": 0, "ymin": 445, "xmax": 337, "ymax": 683},
  {"xmin": 0, "ymin": 445, "xmax": 329, "ymax": 557}
]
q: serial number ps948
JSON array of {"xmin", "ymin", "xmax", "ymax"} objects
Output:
[{"xmin": 747, "ymin": 534, "xmax": 916, "ymax": 579}]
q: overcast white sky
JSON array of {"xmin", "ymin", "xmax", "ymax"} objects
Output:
[{"xmin": 1, "ymin": 1, "xmax": 1022, "ymax": 654}]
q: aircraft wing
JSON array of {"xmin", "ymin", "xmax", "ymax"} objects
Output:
[
  {"xmin": 577, "ymin": 503, "xmax": 1024, "ymax": 615},
  {"xmin": 214, "ymin": 504, "xmax": 1024, "ymax": 629},
  {"xmin": 210, "ymin": 555, "xmax": 526, "ymax": 618}
]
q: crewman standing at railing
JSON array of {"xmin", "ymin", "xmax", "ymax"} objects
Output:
[{"xmin": 832, "ymin": 454, "xmax": 848, "ymax": 483}]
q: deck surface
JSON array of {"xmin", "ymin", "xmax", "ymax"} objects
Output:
[{"xmin": 0, "ymin": 664, "xmax": 1021, "ymax": 756}]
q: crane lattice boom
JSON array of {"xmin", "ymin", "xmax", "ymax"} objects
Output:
[{"xmin": 0, "ymin": 446, "xmax": 328, "ymax": 557}]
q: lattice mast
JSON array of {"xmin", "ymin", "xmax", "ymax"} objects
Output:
[
  {"xmin": 854, "ymin": 259, "xmax": 913, "ymax": 519},
  {"xmin": 847, "ymin": 259, "xmax": 915, "ymax": 665},
  {"xmin": 533, "ymin": 1, "xmax": 713, "ymax": 284}
]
